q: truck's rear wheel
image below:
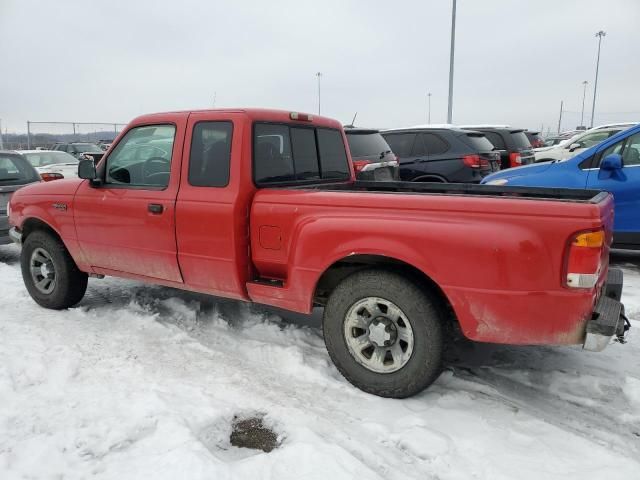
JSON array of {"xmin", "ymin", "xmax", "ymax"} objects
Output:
[
  {"xmin": 21, "ymin": 230, "xmax": 88, "ymax": 309},
  {"xmin": 323, "ymin": 269, "xmax": 444, "ymax": 398}
]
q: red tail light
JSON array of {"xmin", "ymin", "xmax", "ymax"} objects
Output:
[
  {"xmin": 463, "ymin": 155, "xmax": 490, "ymax": 168},
  {"xmin": 565, "ymin": 230, "xmax": 605, "ymax": 288},
  {"xmin": 509, "ymin": 152, "xmax": 522, "ymax": 167},
  {"xmin": 40, "ymin": 172, "xmax": 64, "ymax": 182},
  {"xmin": 352, "ymin": 160, "xmax": 371, "ymax": 173}
]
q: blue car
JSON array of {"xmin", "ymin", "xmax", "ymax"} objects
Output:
[{"xmin": 482, "ymin": 124, "xmax": 640, "ymax": 249}]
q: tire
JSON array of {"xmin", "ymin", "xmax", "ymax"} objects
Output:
[
  {"xmin": 21, "ymin": 230, "xmax": 88, "ymax": 309},
  {"xmin": 323, "ymin": 269, "xmax": 444, "ymax": 398}
]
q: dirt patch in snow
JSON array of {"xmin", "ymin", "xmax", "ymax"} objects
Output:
[{"xmin": 230, "ymin": 415, "xmax": 280, "ymax": 453}]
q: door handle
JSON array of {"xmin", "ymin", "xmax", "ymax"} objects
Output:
[{"xmin": 148, "ymin": 203, "xmax": 164, "ymax": 214}]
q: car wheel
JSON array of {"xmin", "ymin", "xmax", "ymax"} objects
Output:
[
  {"xmin": 21, "ymin": 230, "xmax": 88, "ymax": 309},
  {"xmin": 323, "ymin": 269, "xmax": 444, "ymax": 398}
]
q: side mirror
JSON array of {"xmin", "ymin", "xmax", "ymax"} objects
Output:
[
  {"xmin": 78, "ymin": 158, "xmax": 97, "ymax": 180},
  {"xmin": 569, "ymin": 143, "xmax": 581, "ymax": 152},
  {"xmin": 600, "ymin": 153, "xmax": 622, "ymax": 171}
]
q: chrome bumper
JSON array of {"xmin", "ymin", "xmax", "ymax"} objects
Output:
[
  {"xmin": 583, "ymin": 268, "xmax": 627, "ymax": 352},
  {"xmin": 8, "ymin": 227, "xmax": 22, "ymax": 245}
]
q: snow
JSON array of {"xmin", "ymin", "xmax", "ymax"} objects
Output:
[{"xmin": 0, "ymin": 244, "xmax": 639, "ymax": 479}]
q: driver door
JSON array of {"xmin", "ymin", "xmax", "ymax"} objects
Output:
[{"xmin": 73, "ymin": 116, "xmax": 187, "ymax": 282}]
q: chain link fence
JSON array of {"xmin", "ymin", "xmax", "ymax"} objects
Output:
[{"xmin": 1, "ymin": 121, "xmax": 127, "ymax": 150}]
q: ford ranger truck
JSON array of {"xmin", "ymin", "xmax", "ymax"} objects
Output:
[{"xmin": 7, "ymin": 109, "xmax": 628, "ymax": 398}]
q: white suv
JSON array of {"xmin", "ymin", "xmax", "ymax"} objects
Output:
[{"xmin": 534, "ymin": 127, "xmax": 626, "ymax": 163}]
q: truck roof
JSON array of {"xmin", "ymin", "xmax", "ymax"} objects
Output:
[{"xmin": 130, "ymin": 108, "xmax": 343, "ymax": 130}]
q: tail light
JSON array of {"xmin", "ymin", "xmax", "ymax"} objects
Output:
[
  {"xmin": 565, "ymin": 229, "xmax": 605, "ymax": 288},
  {"xmin": 463, "ymin": 155, "xmax": 490, "ymax": 168},
  {"xmin": 40, "ymin": 172, "xmax": 64, "ymax": 182},
  {"xmin": 352, "ymin": 160, "xmax": 371, "ymax": 173},
  {"xmin": 509, "ymin": 152, "xmax": 522, "ymax": 167}
]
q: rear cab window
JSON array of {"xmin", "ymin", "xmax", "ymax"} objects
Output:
[{"xmin": 253, "ymin": 123, "xmax": 350, "ymax": 185}]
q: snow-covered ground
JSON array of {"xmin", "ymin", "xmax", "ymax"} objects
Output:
[{"xmin": 1, "ymin": 244, "xmax": 639, "ymax": 480}]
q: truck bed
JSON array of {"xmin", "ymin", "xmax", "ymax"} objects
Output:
[{"xmin": 295, "ymin": 180, "xmax": 608, "ymax": 203}]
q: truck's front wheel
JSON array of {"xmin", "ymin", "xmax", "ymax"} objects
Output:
[
  {"xmin": 323, "ymin": 269, "xmax": 444, "ymax": 398},
  {"xmin": 21, "ymin": 230, "xmax": 88, "ymax": 309}
]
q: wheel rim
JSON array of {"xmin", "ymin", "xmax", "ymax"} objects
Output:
[
  {"xmin": 343, "ymin": 297, "xmax": 414, "ymax": 374},
  {"xmin": 29, "ymin": 247, "xmax": 57, "ymax": 294}
]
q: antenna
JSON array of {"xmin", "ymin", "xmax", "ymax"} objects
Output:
[{"xmin": 350, "ymin": 112, "xmax": 358, "ymax": 126}]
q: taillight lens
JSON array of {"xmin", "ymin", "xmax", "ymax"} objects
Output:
[
  {"xmin": 565, "ymin": 229, "xmax": 605, "ymax": 288},
  {"xmin": 509, "ymin": 152, "xmax": 522, "ymax": 167},
  {"xmin": 40, "ymin": 172, "xmax": 64, "ymax": 182},
  {"xmin": 463, "ymin": 155, "xmax": 489, "ymax": 168},
  {"xmin": 352, "ymin": 160, "xmax": 371, "ymax": 173}
]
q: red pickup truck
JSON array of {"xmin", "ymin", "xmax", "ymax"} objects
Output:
[{"xmin": 7, "ymin": 108, "xmax": 627, "ymax": 398}]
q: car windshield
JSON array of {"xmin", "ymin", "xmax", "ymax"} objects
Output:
[
  {"xmin": 24, "ymin": 151, "xmax": 79, "ymax": 167},
  {"xmin": 71, "ymin": 143, "xmax": 103, "ymax": 153},
  {"xmin": 510, "ymin": 131, "xmax": 532, "ymax": 149},
  {"xmin": 346, "ymin": 132, "xmax": 392, "ymax": 158},
  {"xmin": 0, "ymin": 154, "xmax": 40, "ymax": 185},
  {"xmin": 461, "ymin": 133, "xmax": 495, "ymax": 152}
]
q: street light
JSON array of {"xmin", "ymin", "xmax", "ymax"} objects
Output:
[
  {"xmin": 316, "ymin": 72, "xmax": 322, "ymax": 115},
  {"xmin": 447, "ymin": 0, "xmax": 457, "ymax": 124},
  {"xmin": 427, "ymin": 92, "xmax": 432, "ymax": 124},
  {"xmin": 580, "ymin": 81, "xmax": 588, "ymax": 128},
  {"xmin": 590, "ymin": 31, "xmax": 606, "ymax": 128}
]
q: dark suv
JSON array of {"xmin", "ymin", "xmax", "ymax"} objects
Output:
[
  {"xmin": 344, "ymin": 128, "xmax": 399, "ymax": 181},
  {"xmin": 52, "ymin": 142, "xmax": 105, "ymax": 161},
  {"xmin": 460, "ymin": 126, "xmax": 534, "ymax": 169},
  {"xmin": 381, "ymin": 127, "xmax": 500, "ymax": 183}
]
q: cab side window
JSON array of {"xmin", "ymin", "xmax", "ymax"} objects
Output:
[
  {"xmin": 188, "ymin": 121, "xmax": 233, "ymax": 187},
  {"xmin": 105, "ymin": 124, "xmax": 175, "ymax": 188}
]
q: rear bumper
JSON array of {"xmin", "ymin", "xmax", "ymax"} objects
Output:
[{"xmin": 583, "ymin": 268, "xmax": 627, "ymax": 352}]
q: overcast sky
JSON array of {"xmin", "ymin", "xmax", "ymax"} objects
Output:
[{"xmin": 1, "ymin": 0, "xmax": 638, "ymax": 134}]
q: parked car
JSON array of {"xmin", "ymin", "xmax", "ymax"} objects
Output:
[
  {"xmin": 460, "ymin": 126, "xmax": 535, "ymax": 169},
  {"xmin": 7, "ymin": 108, "xmax": 627, "ymax": 398},
  {"xmin": 533, "ymin": 126, "xmax": 625, "ymax": 163},
  {"xmin": 0, "ymin": 151, "xmax": 40, "ymax": 244},
  {"xmin": 17, "ymin": 150, "xmax": 79, "ymax": 181},
  {"xmin": 343, "ymin": 128, "xmax": 399, "ymax": 181},
  {"xmin": 381, "ymin": 126, "xmax": 500, "ymax": 183},
  {"xmin": 525, "ymin": 130, "xmax": 544, "ymax": 148},
  {"xmin": 483, "ymin": 123, "xmax": 640, "ymax": 249},
  {"xmin": 52, "ymin": 142, "xmax": 105, "ymax": 162},
  {"xmin": 542, "ymin": 136, "xmax": 567, "ymax": 147}
]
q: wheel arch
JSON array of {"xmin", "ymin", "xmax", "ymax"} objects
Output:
[
  {"xmin": 21, "ymin": 217, "xmax": 63, "ymax": 243},
  {"xmin": 313, "ymin": 254, "xmax": 457, "ymax": 328},
  {"xmin": 412, "ymin": 174, "xmax": 447, "ymax": 183}
]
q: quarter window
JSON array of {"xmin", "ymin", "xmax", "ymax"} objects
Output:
[
  {"xmin": 188, "ymin": 121, "xmax": 233, "ymax": 187},
  {"xmin": 105, "ymin": 124, "xmax": 175, "ymax": 188}
]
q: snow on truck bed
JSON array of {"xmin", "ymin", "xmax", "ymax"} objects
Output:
[{"xmin": 0, "ymin": 244, "xmax": 639, "ymax": 480}]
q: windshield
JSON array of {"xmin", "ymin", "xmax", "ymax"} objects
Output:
[
  {"xmin": 510, "ymin": 131, "xmax": 532, "ymax": 149},
  {"xmin": 0, "ymin": 154, "xmax": 40, "ymax": 185},
  {"xmin": 70, "ymin": 143, "xmax": 103, "ymax": 153},
  {"xmin": 346, "ymin": 132, "xmax": 391, "ymax": 158},
  {"xmin": 24, "ymin": 151, "xmax": 79, "ymax": 167}
]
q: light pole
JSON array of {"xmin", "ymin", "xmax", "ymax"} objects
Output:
[
  {"xmin": 316, "ymin": 72, "xmax": 322, "ymax": 115},
  {"xmin": 427, "ymin": 92, "xmax": 432, "ymax": 124},
  {"xmin": 590, "ymin": 31, "xmax": 606, "ymax": 128},
  {"xmin": 580, "ymin": 81, "xmax": 588, "ymax": 128},
  {"xmin": 447, "ymin": 0, "xmax": 457, "ymax": 124}
]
